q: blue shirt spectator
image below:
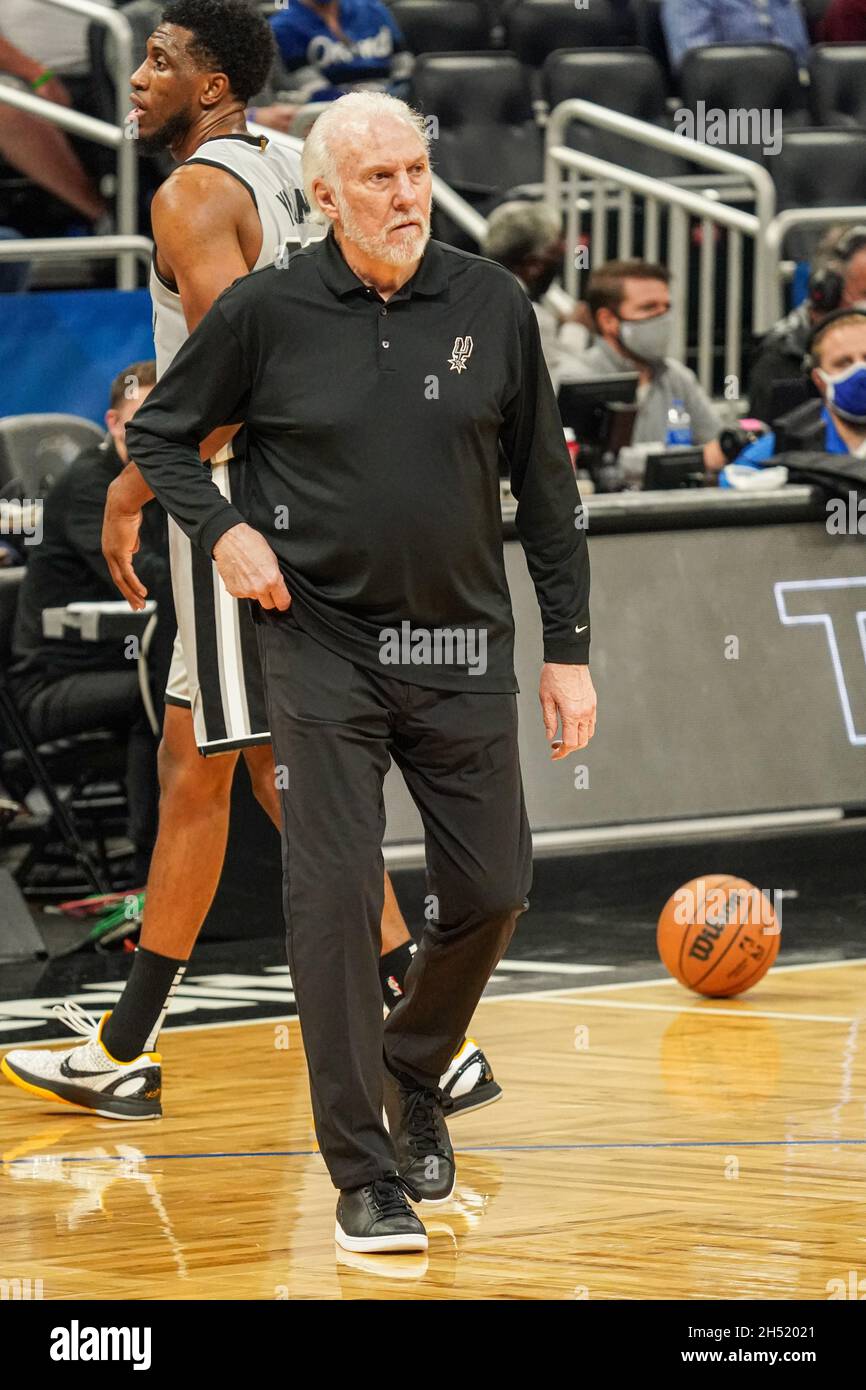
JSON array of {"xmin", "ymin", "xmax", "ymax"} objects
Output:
[
  {"xmin": 736, "ymin": 406, "xmax": 865, "ymax": 461},
  {"xmin": 270, "ymin": 0, "xmax": 411, "ymax": 103},
  {"xmin": 662, "ymin": 0, "xmax": 811, "ymax": 72}
]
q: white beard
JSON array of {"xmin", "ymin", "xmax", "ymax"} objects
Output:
[{"xmin": 336, "ymin": 195, "xmax": 431, "ymax": 267}]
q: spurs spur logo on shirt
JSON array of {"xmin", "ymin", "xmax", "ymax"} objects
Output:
[{"xmin": 448, "ymin": 336, "xmax": 474, "ymax": 373}]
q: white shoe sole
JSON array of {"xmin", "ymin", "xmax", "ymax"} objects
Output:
[
  {"xmin": 334, "ymin": 1221, "xmax": 428, "ymax": 1253},
  {"xmin": 1, "ymin": 1057, "xmax": 161, "ymax": 1121}
]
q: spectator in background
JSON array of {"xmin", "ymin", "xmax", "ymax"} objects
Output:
[
  {"xmin": 0, "ymin": 33, "xmax": 107, "ymax": 227},
  {"xmin": 482, "ymin": 202, "xmax": 591, "ymax": 392},
  {"xmin": 268, "ymin": 0, "xmax": 411, "ymax": 109},
  {"xmin": 747, "ymin": 225, "xmax": 866, "ymax": 424},
  {"xmin": 754, "ymin": 309, "xmax": 866, "ymax": 456},
  {"xmin": 0, "ymin": 0, "xmax": 113, "ymax": 88},
  {"xmin": 569, "ymin": 260, "xmax": 727, "ymax": 470},
  {"xmin": 9, "ymin": 361, "xmax": 174, "ymax": 882},
  {"xmin": 662, "ymin": 0, "xmax": 810, "ymax": 72},
  {"xmin": 818, "ymin": 0, "xmax": 866, "ymax": 40}
]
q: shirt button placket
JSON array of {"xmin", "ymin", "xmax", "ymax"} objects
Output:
[{"xmin": 378, "ymin": 304, "xmax": 395, "ymax": 372}]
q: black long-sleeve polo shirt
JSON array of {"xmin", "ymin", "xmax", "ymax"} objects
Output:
[{"xmin": 126, "ymin": 230, "xmax": 590, "ymax": 692}]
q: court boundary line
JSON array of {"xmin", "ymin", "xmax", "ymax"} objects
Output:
[
  {"xmin": 1, "ymin": 956, "xmax": 863, "ymax": 1048},
  {"xmin": 9, "ymin": 1136, "xmax": 866, "ymax": 1167},
  {"xmin": 525, "ymin": 998, "xmax": 857, "ymax": 1024}
]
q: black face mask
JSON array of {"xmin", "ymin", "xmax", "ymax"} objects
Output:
[{"xmin": 527, "ymin": 256, "xmax": 564, "ymax": 301}]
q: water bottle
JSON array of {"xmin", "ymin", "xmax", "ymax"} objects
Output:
[{"xmin": 665, "ymin": 398, "xmax": 693, "ymax": 446}]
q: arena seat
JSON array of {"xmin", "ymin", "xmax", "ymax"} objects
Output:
[
  {"xmin": 389, "ymin": 1, "xmax": 491, "ymax": 53},
  {"xmin": 772, "ymin": 127, "xmax": 866, "ymax": 208},
  {"xmin": 810, "ymin": 44, "xmax": 866, "ymax": 127},
  {"xmin": 632, "ymin": 0, "xmax": 673, "ymax": 88},
  {"xmin": 503, "ymin": 0, "xmax": 637, "ymax": 67},
  {"xmin": 0, "ymin": 415, "xmax": 104, "ymax": 498},
  {"xmin": 0, "ymin": 570, "xmax": 116, "ymax": 897},
  {"xmin": 409, "ymin": 53, "xmax": 542, "ymax": 199},
  {"xmin": 801, "ymin": 0, "xmax": 831, "ymax": 41},
  {"xmin": 679, "ymin": 44, "xmax": 808, "ymax": 157},
  {"xmin": 542, "ymin": 48, "xmax": 688, "ymax": 178}
]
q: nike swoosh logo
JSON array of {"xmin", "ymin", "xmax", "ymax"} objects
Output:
[
  {"xmin": 574, "ymin": 624, "xmax": 589, "ymax": 634},
  {"xmin": 60, "ymin": 1058, "xmax": 119, "ymax": 1080}
]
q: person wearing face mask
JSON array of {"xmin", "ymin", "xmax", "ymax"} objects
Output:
[
  {"xmin": 571, "ymin": 260, "xmax": 727, "ymax": 471},
  {"xmin": 746, "ymin": 226, "xmax": 866, "ymax": 426},
  {"xmin": 482, "ymin": 201, "xmax": 591, "ymax": 393},
  {"xmin": 746, "ymin": 310, "xmax": 866, "ymax": 459}
]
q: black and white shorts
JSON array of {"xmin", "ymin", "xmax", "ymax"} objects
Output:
[{"xmin": 163, "ymin": 458, "xmax": 270, "ymax": 756}]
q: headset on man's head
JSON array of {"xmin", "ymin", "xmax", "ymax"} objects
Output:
[
  {"xmin": 802, "ymin": 304, "xmax": 866, "ymax": 372},
  {"xmin": 807, "ymin": 226, "xmax": 866, "ymax": 315}
]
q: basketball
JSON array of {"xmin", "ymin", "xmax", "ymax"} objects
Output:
[{"xmin": 657, "ymin": 875, "xmax": 781, "ymax": 997}]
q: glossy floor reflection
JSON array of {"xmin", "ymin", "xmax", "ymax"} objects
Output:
[{"xmin": 1, "ymin": 960, "xmax": 864, "ymax": 1300}]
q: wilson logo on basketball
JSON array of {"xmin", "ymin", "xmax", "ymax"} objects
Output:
[{"xmin": 657, "ymin": 875, "xmax": 782, "ymax": 998}]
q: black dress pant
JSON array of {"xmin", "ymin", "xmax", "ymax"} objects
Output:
[{"xmin": 256, "ymin": 608, "xmax": 532, "ymax": 1191}]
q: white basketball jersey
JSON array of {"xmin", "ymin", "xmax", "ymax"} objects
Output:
[
  {"xmin": 150, "ymin": 132, "xmax": 320, "ymax": 377},
  {"xmin": 147, "ymin": 132, "xmax": 321, "ymax": 755}
]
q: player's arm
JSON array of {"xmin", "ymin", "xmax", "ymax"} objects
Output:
[
  {"xmin": 103, "ymin": 167, "xmax": 252, "ymax": 604},
  {"xmin": 125, "ymin": 288, "xmax": 289, "ymax": 613},
  {"xmin": 501, "ymin": 294, "xmax": 596, "ymax": 757}
]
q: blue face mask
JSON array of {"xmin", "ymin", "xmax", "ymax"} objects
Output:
[{"xmin": 820, "ymin": 361, "xmax": 866, "ymax": 424}]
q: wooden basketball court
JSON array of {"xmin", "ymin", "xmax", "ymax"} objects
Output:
[{"xmin": 2, "ymin": 958, "xmax": 864, "ymax": 1300}]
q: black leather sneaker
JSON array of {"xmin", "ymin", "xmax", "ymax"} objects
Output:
[
  {"xmin": 335, "ymin": 1176, "xmax": 428, "ymax": 1253},
  {"xmin": 383, "ymin": 1069, "xmax": 456, "ymax": 1203}
]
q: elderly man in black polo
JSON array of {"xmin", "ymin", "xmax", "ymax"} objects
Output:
[{"xmin": 125, "ymin": 91, "xmax": 596, "ymax": 1255}]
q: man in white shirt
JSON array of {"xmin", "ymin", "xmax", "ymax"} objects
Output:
[{"xmin": 482, "ymin": 202, "xmax": 590, "ymax": 392}]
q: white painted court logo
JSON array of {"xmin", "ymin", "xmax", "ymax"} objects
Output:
[{"xmin": 448, "ymin": 336, "xmax": 473, "ymax": 373}]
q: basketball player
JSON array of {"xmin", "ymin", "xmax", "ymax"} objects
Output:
[{"xmin": 1, "ymin": 0, "xmax": 497, "ymax": 1120}]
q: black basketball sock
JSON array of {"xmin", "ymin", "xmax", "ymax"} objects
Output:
[
  {"xmin": 101, "ymin": 946, "xmax": 188, "ymax": 1062},
  {"xmin": 378, "ymin": 941, "xmax": 417, "ymax": 1011}
]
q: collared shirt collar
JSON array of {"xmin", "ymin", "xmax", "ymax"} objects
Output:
[
  {"xmin": 316, "ymin": 227, "xmax": 448, "ymax": 301},
  {"xmin": 821, "ymin": 404, "xmax": 866, "ymax": 457}
]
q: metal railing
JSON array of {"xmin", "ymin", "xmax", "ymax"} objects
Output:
[
  {"xmin": 0, "ymin": 0, "xmax": 138, "ymax": 286},
  {"xmin": 544, "ymin": 101, "xmax": 784, "ymax": 395},
  {"xmin": 765, "ymin": 206, "xmax": 866, "ymax": 320},
  {"xmin": 0, "ymin": 234, "xmax": 152, "ymax": 271}
]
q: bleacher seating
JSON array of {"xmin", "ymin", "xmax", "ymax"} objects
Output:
[
  {"xmin": 389, "ymin": 1, "xmax": 491, "ymax": 54},
  {"xmin": 679, "ymin": 43, "xmax": 808, "ymax": 157},
  {"xmin": 0, "ymin": 415, "xmax": 104, "ymax": 498},
  {"xmin": 409, "ymin": 53, "xmax": 542, "ymax": 200},
  {"xmin": 632, "ymin": 0, "xmax": 672, "ymax": 87},
  {"xmin": 503, "ymin": 0, "xmax": 638, "ymax": 68},
  {"xmin": 542, "ymin": 48, "xmax": 687, "ymax": 178},
  {"xmin": 809, "ymin": 43, "xmax": 866, "ymax": 127},
  {"xmin": 772, "ymin": 127, "xmax": 866, "ymax": 209}
]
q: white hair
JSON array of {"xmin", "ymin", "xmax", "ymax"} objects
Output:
[
  {"xmin": 482, "ymin": 201, "xmax": 562, "ymax": 268},
  {"xmin": 301, "ymin": 92, "xmax": 431, "ymax": 219}
]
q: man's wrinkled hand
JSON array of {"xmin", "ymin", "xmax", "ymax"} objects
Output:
[
  {"xmin": 102, "ymin": 480, "xmax": 146, "ymax": 610},
  {"xmin": 212, "ymin": 523, "xmax": 291, "ymax": 610},
  {"xmin": 539, "ymin": 663, "xmax": 597, "ymax": 759}
]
